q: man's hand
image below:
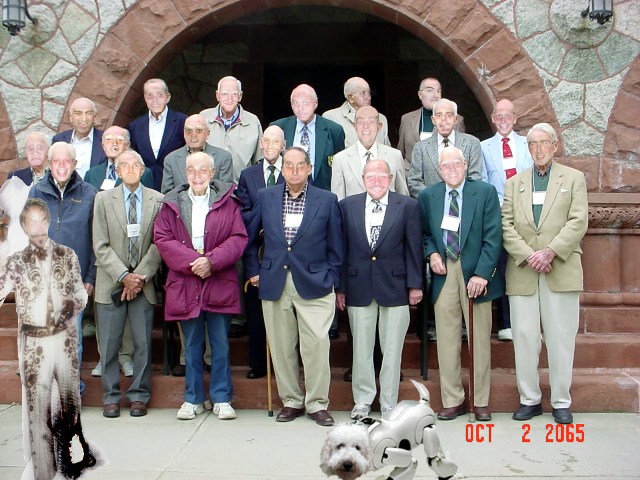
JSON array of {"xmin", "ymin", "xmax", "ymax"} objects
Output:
[
  {"xmin": 122, "ymin": 273, "xmax": 145, "ymax": 294},
  {"xmin": 121, "ymin": 286, "xmax": 139, "ymax": 302},
  {"xmin": 336, "ymin": 292, "xmax": 346, "ymax": 311},
  {"xmin": 526, "ymin": 247, "xmax": 555, "ymax": 273},
  {"xmin": 190, "ymin": 256, "xmax": 212, "ymax": 279},
  {"xmin": 83, "ymin": 283, "xmax": 94, "ymax": 296},
  {"xmin": 467, "ymin": 275, "xmax": 488, "ymax": 299},
  {"xmin": 408, "ymin": 288, "xmax": 423, "ymax": 305},
  {"xmin": 429, "ymin": 253, "xmax": 447, "ymax": 275}
]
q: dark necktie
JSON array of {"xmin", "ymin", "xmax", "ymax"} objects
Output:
[
  {"xmin": 445, "ymin": 190, "xmax": 460, "ymax": 260},
  {"xmin": 502, "ymin": 137, "xmax": 517, "ymax": 179},
  {"xmin": 443, "ymin": 137, "xmax": 450, "ymax": 148},
  {"xmin": 108, "ymin": 163, "xmax": 117, "ymax": 181},
  {"xmin": 370, "ymin": 200, "xmax": 382, "ymax": 251},
  {"xmin": 300, "ymin": 125, "xmax": 310, "ymax": 151},
  {"xmin": 128, "ymin": 192, "xmax": 139, "ymax": 269},
  {"xmin": 267, "ymin": 165, "xmax": 276, "ymax": 187},
  {"xmin": 365, "ymin": 151, "xmax": 372, "ymax": 163}
]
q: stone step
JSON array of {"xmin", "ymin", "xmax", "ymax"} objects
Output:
[
  {"xmin": 2, "ymin": 327, "xmax": 639, "ymax": 370},
  {"xmin": 0, "ymin": 361, "xmax": 637, "ymax": 413}
]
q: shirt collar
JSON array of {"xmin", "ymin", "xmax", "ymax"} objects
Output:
[
  {"xmin": 71, "ymin": 127, "xmax": 94, "ymax": 143},
  {"xmin": 366, "ymin": 192, "xmax": 389, "ymax": 207},
  {"xmin": 356, "ymin": 141, "xmax": 378, "ymax": 159},
  {"xmin": 188, "ymin": 185, "xmax": 211, "ymax": 204},
  {"xmin": 124, "ymin": 182, "xmax": 143, "ymax": 198},
  {"xmin": 438, "ymin": 130, "xmax": 456, "ymax": 146},
  {"xmin": 149, "ymin": 108, "xmax": 167, "ymax": 122},
  {"xmin": 285, "ymin": 181, "xmax": 308, "ymax": 199},
  {"xmin": 263, "ymin": 156, "xmax": 283, "ymax": 173},
  {"xmin": 445, "ymin": 180, "xmax": 465, "ymax": 197},
  {"xmin": 296, "ymin": 116, "xmax": 316, "ymax": 132}
]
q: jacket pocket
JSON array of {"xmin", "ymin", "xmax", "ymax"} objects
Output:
[{"xmin": 164, "ymin": 277, "xmax": 193, "ymax": 316}]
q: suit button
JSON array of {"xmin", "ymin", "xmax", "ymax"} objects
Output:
[
  {"xmin": 371, "ymin": 256, "xmax": 377, "ymax": 261},
  {"xmin": 287, "ymin": 246, "xmax": 292, "ymax": 252},
  {"xmin": 283, "ymin": 265, "xmax": 289, "ymax": 270}
]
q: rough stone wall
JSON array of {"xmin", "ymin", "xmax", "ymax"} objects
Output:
[{"xmin": 0, "ymin": 0, "xmax": 638, "ymax": 189}]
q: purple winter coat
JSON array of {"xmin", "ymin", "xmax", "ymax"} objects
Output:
[{"xmin": 154, "ymin": 180, "xmax": 248, "ymax": 321}]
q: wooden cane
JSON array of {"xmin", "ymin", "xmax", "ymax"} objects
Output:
[
  {"xmin": 468, "ymin": 297, "xmax": 476, "ymax": 423},
  {"xmin": 245, "ymin": 279, "xmax": 273, "ymax": 416}
]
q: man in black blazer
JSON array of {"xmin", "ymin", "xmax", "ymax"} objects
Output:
[
  {"xmin": 128, "ymin": 79, "xmax": 187, "ymax": 191},
  {"xmin": 337, "ymin": 159, "xmax": 423, "ymax": 420},
  {"xmin": 270, "ymin": 84, "xmax": 345, "ymax": 191},
  {"xmin": 8, "ymin": 131, "xmax": 51, "ymax": 185},
  {"xmin": 236, "ymin": 125, "xmax": 286, "ymax": 380},
  {"xmin": 52, "ymin": 97, "xmax": 107, "ymax": 179},
  {"xmin": 244, "ymin": 146, "xmax": 343, "ymax": 426},
  {"xmin": 419, "ymin": 146, "xmax": 503, "ymax": 422}
]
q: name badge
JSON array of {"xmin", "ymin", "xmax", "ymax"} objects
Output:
[
  {"xmin": 127, "ymin": 224, "xmax": 140, "ymax": 238},
  {"xmin": 284, "ymin": 213, "xmax": 303, "ymax": 228},
  {"xmin": 370, "ymin": 211, "xmax": 384, "ymax": 227},
  {"xmin": 532, "ymin": 192, "xmax": 546, "ymax": 205},
  {"xmin": 441, "ymin": 215, "xmax": 460, "ymax": 232},
  {"xmin": 100, "ymin": 178, "xmax": 116, "ymax": 190},
  {"xmin": 420, "ymin": 131, "xmax": 433, "ymax": 141}
]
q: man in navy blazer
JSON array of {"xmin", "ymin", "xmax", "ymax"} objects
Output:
[
  {"xmin": 236, "ymin": 125, "xmax": 286, "ymax": 380},
  {"xmin": 481, "ymin": 99, "xmax": 533, "ymax": 343},
  {"xmin": 337, "ymin": 159, "xmax": 423, "ymax": 420},
  {"xmin": 271, "ymin": 84, "xmax": 345, "ymax": 192},
  {"xmin": 245, "ymin": 146, "xmax": 343, "ymax": 426},
  {"xmin": 128, "ymin": 79, "xmax": 187, "ymax": 191},
  {"xmin": 419, "ymin": 146, "xmax": 503, "ymax": 422}
]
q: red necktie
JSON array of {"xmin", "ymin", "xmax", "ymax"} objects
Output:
[{"xmin": 502, "ymin": 137, "xmax": 516, "ymax": 179}]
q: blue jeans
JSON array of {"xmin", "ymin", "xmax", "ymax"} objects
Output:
[
  {"xmin": 77, "ymin": 312, "xmax": 85, "ymax": 395},
  {"xmin": 181, "ymin": 311, "xmax": 232, "ymax": 404}
]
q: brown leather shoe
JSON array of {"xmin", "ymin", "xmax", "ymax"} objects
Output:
[
  {"xmin": 437, "ymin": 403, "xmax": 467, "ymax": 420},
  {"xmin": 474, "ymin": 406, "xmax": 492, "ymax": 421},
  {"xmin": 130, "ymin": 401, "xmax": 147, "ymax": 417},
  {"xmin": 276, "ymin": 406, "xmax": 305, "ymax": 422},
  {"xmin": 103, "ymin": 403, "xmax": 120, "ymax": 418},
  {"xmin": 307, "ymin": 409, "xmax": 335, "ymax": 426}
]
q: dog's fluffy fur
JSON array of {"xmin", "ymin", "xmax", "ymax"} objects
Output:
[{"xmin": 320, "ymin": 423, "xmax": 373, "ymax": 480}]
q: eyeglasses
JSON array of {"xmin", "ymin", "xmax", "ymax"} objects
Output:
[
  {"xmin": 219, "ymin": 91, "xmax": 240, "ymax": 99},
  {"xmin": 104, "ymin": 135, "xmax": 126, "ymax": 144},
  {"xmin": 291, "ymin": 100, "xmax": 314, "ymax": 109},
  {"xmin": 528, "ymin": 140, "xmax": 555, "ymax": 148},
  {"xmin": 355, "ymin": 119, "xmax": 378, "ymax": 127},
  {"xmin": 493, "ymin": 114, "xmax": 515, "ymax": 121},
  {"xmin": 118, "ymin": 163, "xmax": 143, "ymax": 171},
  {"xmin": 26, "ymin": 144, "xmax": 46, "ymax": 152},
  {"xmin": 433, "ymin": 112, "xmax": 456, "ymax": 120},
  {"xmin": 351, "ymin": 90, "xmax": 371, "ymax": 97},
  {"xmin": 184, "ymin": 127, "xmax": 207, "ymax": 135},
  {"xmin": 420, "ymin": 87, "xmax": 442, "ymax": 94}
]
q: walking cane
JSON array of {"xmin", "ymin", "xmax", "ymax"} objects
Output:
[
  {"xmin": 468, "ymin": 297, "xmax": 476, "ymax": 423},
  {"xmin": 245, "ymin": 279, "xmax": 273, "ymax": 417}
]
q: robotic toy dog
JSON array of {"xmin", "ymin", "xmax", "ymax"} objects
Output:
[{"xmin": 320, "ymin": 380, "xmax": 457, "ymax": 480}]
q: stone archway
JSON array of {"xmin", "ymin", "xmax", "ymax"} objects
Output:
[{"xmin": 66, "ymin": 0, "xmax": 557, "ymax": 137}]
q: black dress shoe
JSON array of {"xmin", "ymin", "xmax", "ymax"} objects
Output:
[
  {"xmin": 171, "ymin": 365, "xmax": 186, "ymax": 377},
  {"xmin": 276, "ymin": 406, "xmax": 305, "ymax": 422},
  {"xmin": 512, "ymin": 403, "xmax": 543, "ymax": 421},
  {"xmin": 437, "ymin": 403, "xmax": 467, "ymax": 420},
  {"xmin": 103, "ymin": 403, "xmax": 120, "ymax": 418},
  {"xmin": 246, "ymin": 368, "xmax": 266, "ymax": 379},
  {"xmin": 474, "ymin": 406, "xmax": 492, "ymax": 421},
  {"xmin": 130, "ymin": 401, "xmax": 147, "ymax": 417},
  {"xmin": 307, "ymin": 409, "xmax": 335, "ymax": 426},
  {"xmin": 552, "ymin": 408, "xmax": 573, "ymax": 424}
]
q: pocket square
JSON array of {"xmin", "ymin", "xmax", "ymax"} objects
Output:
[{"xmin": 561, "ymin": 188, "xmax": 569, "ymax": 193}]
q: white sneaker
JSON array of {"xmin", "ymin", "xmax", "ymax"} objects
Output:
[
  {"xmin": 121, "ymin": 361, "xmax": 134, "ymax": 377},
  {"xmin": 91, "ymin": 362, "xmax": 102, "ymax": 377},
  {"xmin": 213, "ymin": 402, "xmax": 237, "ymax": 420},
  {"xmin": 350, "ymin": 403, "xmax": 370, "ymax": 419},
  {"xmin": 177, "ymin": 401, "xmax": 206, "ymax": 420},
  {"xmin": 498, "ymin": 328, "xmax": 513, "ymax": 342},
  {"xmin": 381, "ymin": 406, "xmax": 395, "ymax": 420}
]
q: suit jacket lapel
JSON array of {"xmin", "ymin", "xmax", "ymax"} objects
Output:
[
  {"xmin": 352, "ymin": 195, "xmax": 370, "ymax": 251},
  {"xmin": 314, "ymin": 119, "xmax": 328, "ymax": 179},
  {"xmin": 138, "ymin": 115, "xmax": 154, "ymax": 162},
  {"xmin": 426, "ymin": 136, "xmax": 440, "ymax": 178},
  {"xmin": 490, "ymin": 136, "xmax": 506, "ymax": 183},
  {"xmin": 111, "ymin": 185, "xmax": 128, "ymax": 235},
  {"xmin": 518, "ymin": 169, "xmax": 536, "ymax": 230},
  {"xmin": 375, "ymin": 194, "xmax": 401, "ymax": 250},
  {"xmin": 158, "ymin": 109, "xmax": 177, "ymax": 159},
  {"xmin": 459, "ymin": 182, "xmax": 477, "ymax": 251},
  {"xmin": 139, "ymin": 187, "xmax": 155, "ymax": 240},
  {"xmin": 345, "ymin": 146, "xmax": 365, "ymax": 191},
  {"xmin": 292, "ymin": 185, "xmax": 319, "ymax": 245},
  {"xmin": 431, "ymin": 184, "xmax": 446, "ymax": 253},
  {"xmin": 538, "ymin": 167, "xmax": 562, "ymax": 228}
]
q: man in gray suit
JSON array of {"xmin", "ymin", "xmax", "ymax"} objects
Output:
[
  {"xmin": 93, "ymin": 149, "xmax": 163, "ymax": 418},
  {"xmin": 331, "ymin": 106, "xmax": 408, "ymax": 201},
  {"xmin": 162, "ymin": 114, "xmax": 234, "ymax": 193},
  {"xmin": 407, "ymin": 98, "xmax": 482, "ymax": 198}
]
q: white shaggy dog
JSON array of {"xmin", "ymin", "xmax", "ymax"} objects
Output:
[{"xmin": 320, "ymin": 423, "xmax": 373, "ymax": 480}]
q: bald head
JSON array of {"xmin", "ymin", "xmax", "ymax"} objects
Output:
[
  {"xmin": 290, "ymin": 84, "xmax": 318, "ymax": 124},
  {"xmin": 345, "ymin": 77, "xmax": 372, "ymax": 109},
  {"xmin": 491, "ymin": 99, "xmax": 517, "ymax": 137},
  {"xmin": 184, "ymin": 114, "xmax": 210, "ymax": 151},
  {"xmin": 69, "ymin": 97, "xmax": 97, "ymax": 139},
  {"xmin": 260, "ymin": 125, "xmax": 286, "ymax": 165},
  {"xmin": 102, "ymin": 126, "xmax": 130, "ymax": 161},
  {"xmin": 355, "ymin": 106, "xmax": 381, "ymax": 149}
]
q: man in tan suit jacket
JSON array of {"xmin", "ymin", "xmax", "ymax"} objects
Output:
[
  {"xmin": 331, "ymin": 106, "xmax": 408, "ymax": 201},
  {"xmin": 502, "ymin": 123, "xmax": 588, "ymax": 425},
  {"xmin": 93, "ymin": 149, "xmax": 163, "ymax": 418}
]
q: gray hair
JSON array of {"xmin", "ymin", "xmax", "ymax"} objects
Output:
[
  {"xmin": 343, "ymin": 77, "xmax": 367, "ymax": 98},
  {"xmin": 217, "ymin": 76, "xmax": 242, "ymax": 93},
  {"xmin": 25, "ymin": 131, "xmax": 52, "ymax": 148},
  {"xmin": 432, "ymin": 98, "xmax": 458, "ymax": 116},
  {"xmin": 115, "ymin": 149, "xmax": 145, "ymax": 170},
  {"xmin": 144, "ymin": 78, "xmax": 170, "ymax": 95},
  {"xmin": 438, "ymin": 146, "xmax": 466, "ymax": 164},
  {"xmin": 48, "ymin": 141, "xmax": 76, "ymax": 161},
  {"xmin": 527, "ymin": 123, "xmax": 558, "ymax": 143},
  {"xmin": 186, "ymin": 151, "xmax": 215, "ymax": 170}
]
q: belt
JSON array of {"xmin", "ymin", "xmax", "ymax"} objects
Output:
[
  {"xmin": 196, "ymin": 248, "xmax": 205, "ymax": 254},
  {"xmin": 21, "ymin": 321, "xmax": 67, "ymax": 338}
]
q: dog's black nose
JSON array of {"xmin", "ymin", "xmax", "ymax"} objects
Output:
[{"xmin": 343, "ymin": 461, "xmax": 353, "ymax": 471}]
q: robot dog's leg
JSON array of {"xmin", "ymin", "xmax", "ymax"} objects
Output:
[
  {"xmin": 423, "ymin": 424, "xmax": 458, "ymax": 480},
  {"xmin": 380, "ymin": 447, "xmax": 417, "ymax": 480},
  {"xmin": 386, "ymin": 458, "xmax": 418, "ymax": 480}
]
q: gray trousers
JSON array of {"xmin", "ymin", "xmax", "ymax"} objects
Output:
[{"xmin": 96, "ymin": 294, "xmax": 154, "ymax": 405}]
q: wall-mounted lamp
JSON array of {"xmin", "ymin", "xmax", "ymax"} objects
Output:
[
  {"xmin": 581, "ymin": 0, "xmax": 614, "ymax": 25},
  {"xmin": 2, "ymin": 0, "xmax": 38, "ymax": 36}
]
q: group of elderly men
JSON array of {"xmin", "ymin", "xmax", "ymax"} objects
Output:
[{"xmin": 1, "ymin": 73, "xmax": 587, "ymax": 435}]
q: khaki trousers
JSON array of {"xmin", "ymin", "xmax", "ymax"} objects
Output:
[
  {"xmin": 434, "ymin": 259, "xmax": 492, "ymax": 408},
  {"xmin": 262, "ymin": 272, "xmax": 334, "ymax": 413}
]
